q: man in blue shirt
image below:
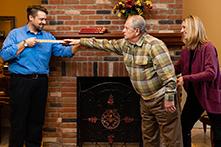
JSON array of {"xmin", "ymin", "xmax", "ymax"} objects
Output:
[{"xmin": 0, "ymin": 5, "xmax": 78, "ymax": 147}]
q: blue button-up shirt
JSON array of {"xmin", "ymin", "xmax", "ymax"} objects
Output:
[{"xmin": 0, "ymin": 25, "xmax": 73, "ymax": 74}]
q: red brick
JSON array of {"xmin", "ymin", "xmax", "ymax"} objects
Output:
[
  {"xmin": 80, "ymin": 10, "xmax": 96, "ymax": 15},
  {"xmin": 79, "ymin": 20, "xmax": 95, "ymax": 25},
  {"xmin": 79, "ymin": 0, "xmax": 95, "ymax": 4},
  {"xmin": 64, "ymin": 21, "xmax": 79, "ymax": 25},
  {"xmin": 64, "ymin": 0, "xmax": 79, "ymax": 4},
  {"xmin": 48, "ymin": 0, "xmax": 65, "ymax": 4},
  {"xmin": 57, "ymin": 16, "xmax": 72, "ymax": 20},
  {"xmin": 49, "ymin": 10, "xmax": 65, "ymax": 15}
]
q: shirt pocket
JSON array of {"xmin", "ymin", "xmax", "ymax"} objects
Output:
[
  {"xmin": 134, "ymin": 56, "xmax": 155, "ymax": 80},
  {"xmin": 134, "ymin": 56, "xmax": 153, "ymax": 68}
]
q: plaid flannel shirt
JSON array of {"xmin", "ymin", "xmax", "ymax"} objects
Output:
[{"xmin": 80, "ymin": 33, "xmax": 176, "ymax": 101}]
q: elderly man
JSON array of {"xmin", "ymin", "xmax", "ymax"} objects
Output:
[{"xmin": 66, "ymin": 15, "xmax": 183, "ymax": 147}]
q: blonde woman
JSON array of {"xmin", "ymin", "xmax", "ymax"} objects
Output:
[{"xmin": 175, "ymin": 15, "xmax": 221, "ymax": 147}]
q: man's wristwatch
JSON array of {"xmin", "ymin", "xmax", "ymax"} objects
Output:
[{"xmin": 23, "ymin": 40, "xmax": 28, "ymax": 47}]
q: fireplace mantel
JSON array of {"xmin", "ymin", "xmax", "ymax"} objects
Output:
[{"xmin": 55, "ymin": 32, "xmax": 183, "ymax": 49}]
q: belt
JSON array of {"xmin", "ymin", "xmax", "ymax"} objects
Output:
[{"xmin": 10, "ymin": 74, "xmax": 48, "ymax": 79}]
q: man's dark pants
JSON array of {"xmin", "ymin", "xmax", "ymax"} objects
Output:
[{"xmin": 9, "ymin": 75, "xmax": 48, "ymax": 147}]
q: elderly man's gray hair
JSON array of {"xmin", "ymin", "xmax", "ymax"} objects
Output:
[{"xmin": 130, "ymin": 15, "xmax": 147, "ymax": 33}]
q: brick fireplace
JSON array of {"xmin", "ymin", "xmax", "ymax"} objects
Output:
[{"xmin": 42, "ymin": 33, "xmax": 183, "ymax": 146}]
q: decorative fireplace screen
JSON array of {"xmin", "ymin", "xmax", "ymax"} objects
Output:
[{"xmin": 77, "ymin": 77, "xmax": 142, "ymax": 146}]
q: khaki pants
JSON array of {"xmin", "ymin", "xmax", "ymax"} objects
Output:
[{"xmin": 140, "ymin": 95, "xmax": 183, "ymax": 147}]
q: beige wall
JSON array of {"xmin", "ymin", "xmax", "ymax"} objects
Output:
[
  {"xmin": 184, "ymin": 0, "xmax": 221, "ymax": 61},
  {"xmin": 0, "ymin": 0, "xmax": 41, "ymax": 27}
]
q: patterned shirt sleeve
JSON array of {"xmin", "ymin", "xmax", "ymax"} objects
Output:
[{"xmin": 80, "ymin": 38, "xmax": 124, "ymax": 55}]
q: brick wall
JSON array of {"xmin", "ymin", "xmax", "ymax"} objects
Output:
[
  {"xmin": 40, "ymin": 0, "xmax": 183, "ymax": 146},
  {"xmin": 42, "ymin": 0, "xmax": 183, "ymax": 36}
]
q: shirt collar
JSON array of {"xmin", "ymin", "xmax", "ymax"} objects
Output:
[
  {"xmin": 126, "ymin": 33, "xmax": 146, "ymax": 47},
  {"xmin": 135, "ymin": 33, "xmax": 146, "ymax": 46},
  {"xmin": 24, "ymin": 24, "xmax": 43, "ymax": 35}
]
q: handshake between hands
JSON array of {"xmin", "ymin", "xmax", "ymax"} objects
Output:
[
  {"xmin": 62, "ymin": 39, "xmax": 80, "ymax": 46},
  {"xmin": 61, "ymin": 39, "xmax": 81, "ymax": 54}
]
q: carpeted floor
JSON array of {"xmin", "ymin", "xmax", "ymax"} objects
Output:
[{"xmin": 0, "ymin": 125, "xmax": 211, "ymax": 147}]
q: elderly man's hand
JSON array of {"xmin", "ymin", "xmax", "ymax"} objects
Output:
[
  {"xmin": 63, "ymin": 39, "xmax": 80, "ymax": 45},
  {"xmin": 164, "ymin": 100, "xmax": 176, "ymax": 112}
]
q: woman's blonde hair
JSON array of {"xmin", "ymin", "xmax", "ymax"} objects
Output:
[{"xmin": 182, "ymin": 15, "xmax": 208, "ymax": 49}]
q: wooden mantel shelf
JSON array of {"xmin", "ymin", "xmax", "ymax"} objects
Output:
[{"xmin": 55, "ymin": 32, "xmax": 184, "ymax": 47}]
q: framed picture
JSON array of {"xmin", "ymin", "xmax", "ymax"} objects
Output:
[{"xmin": 0, "ymin": 16, "xmax": 16, "ymax": 39}]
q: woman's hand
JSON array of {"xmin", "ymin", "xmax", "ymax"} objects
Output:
[{"xmin": 177, "ymin": 76, "xmax": 184, "ymax": 86}]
